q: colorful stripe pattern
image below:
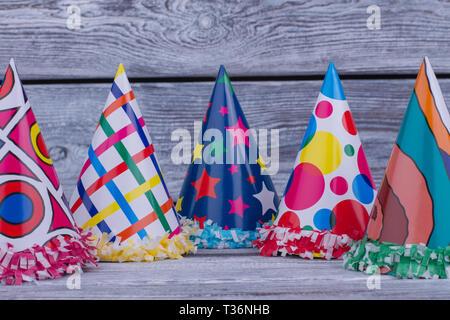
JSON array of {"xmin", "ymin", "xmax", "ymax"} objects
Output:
[
  {"xmin": 70, "ymin": 64, "xmax": 180, "ymax": 245},
  {"xmin": 366, "ymin": 57, "xmax": 450, "ymax": 249}
]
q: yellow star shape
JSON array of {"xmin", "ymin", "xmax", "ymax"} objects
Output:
[
  {"xmin": 175, "ymin": 196, "xmax": 183, "ymax": 213},
  {"xmin": 257, "ymin": 155, "xmax": 266, "ymax": 173},
  {"xmin": 192, "ymin": 142, "xmax": 204, "ymax": 163}
]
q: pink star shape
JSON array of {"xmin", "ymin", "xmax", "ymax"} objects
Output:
[
  {"xmin": 225, "ymin": 116, "xmax": 250, "ymax": 146},
  {"xmin": 228, "ymin": 164, "xmax": 239, "ymax": 175},
  {"xmin": 219, "ymin": 106, "xmax": 229, "ymax": 116},
  {"xmin": 228, "ymin": 196, "xmax": 250, "ymax": 218}
]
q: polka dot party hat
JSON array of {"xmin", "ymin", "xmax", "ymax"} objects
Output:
[{"xmin": 255, "ymin": 62, "xmax": 375, "ymax": 259}]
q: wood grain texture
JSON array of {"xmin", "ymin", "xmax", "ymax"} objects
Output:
[
  {"xmin": 1, "ymin": 249, "xmax": 450, "ymax": 299},
  {"xmin": 2, "ymin": 0, "xmax": 450, "ymax": 79},
  {"xmin": 24, "ymin": 78, "xmax": 450, "ymax": 200}
]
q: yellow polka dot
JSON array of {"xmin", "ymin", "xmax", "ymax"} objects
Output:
[{"xmin": 299, "ymin": 131, "xmax": 342, "ymax": 174}]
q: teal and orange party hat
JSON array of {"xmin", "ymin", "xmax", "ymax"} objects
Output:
[
  {"xmin": 255, "ymin": 62, "xmax": 375, "ymax": 259},
  {"xmin": 344, "ymin": 57, "xmax": 450, "ymax": 278},
  {"xmin": 70, "ymin": 64, "xmax": 195, "ymax": 261},
  {"xmin": 0, "ymin": 59, "xmax": 96, "ymax": 285},
  {"xmin": 177, "ymin": 66, "xmax": 279, "ymax": 248}
]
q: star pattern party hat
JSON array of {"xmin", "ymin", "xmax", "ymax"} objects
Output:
[
  {"xmin": 344, "ymin": 57, "xmax": 450, "ymax": 278},
  {"xmin": 69, "ymin": 64, "xmax": 195, "ymax": 262},
  {"xmin": 0, "ymin": 59, "xmax": 96, "ymax": 285},
  {"xmin": 177, "ymin": 65, "xmax": 279, "ymax": 248},
  {"xmin": 254, "ymin": 62, "xmax": 375, "ymax": 259}
]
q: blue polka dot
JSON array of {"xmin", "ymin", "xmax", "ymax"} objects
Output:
[
  {"xmin": 300, "ymin": 116, "xmax": 316, "ymax": 150},
  {"xmin": 352, "ymin": 174, "xmax": 374, "ymax": 204},
  {"xmin": 313, "ymin": 208, "xmax": 335, "ymax": 231},
  {"xmin": 0, "ymin": 194, "xmax": 33, "ymax": 224}
]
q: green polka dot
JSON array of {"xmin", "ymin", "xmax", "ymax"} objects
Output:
[
  {"xmin": 344, "ymin": 144, "xmax": 355, "ymax": 156},
  {"xmin": 303, "ymin": 225, "xmax": 314, "ymax": 231}
]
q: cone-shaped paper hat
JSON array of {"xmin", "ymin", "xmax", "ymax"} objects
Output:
[
  {"xmin": 70, "ymin": 64, "xmax": 195, "ymax": 261},
  {"xmin": 255, "ymin": 62, "xmax": 375, "ymax": 259},
  {"xmin": 177, "ymin": 66, "xmax": 279, "ymax": 248},
  {"xmin": 0, "ymin": 59, "xmax": 96, "ymax": 285},
  {"xmin": 345, "ymin": 57, "xmax": 450, "ymax": 278}
]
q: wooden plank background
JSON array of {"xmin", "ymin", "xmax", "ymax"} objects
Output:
[
  {"xmin": 2, "ymin": 0, "xmax": 450, "ymax": 299},
  {"xmin": 2, "ymin": 0, "xmax": 450, "ymax": 79},
  {"xmin": 27, "ymin": 79, "xmax": 450, "ymax": 199}
]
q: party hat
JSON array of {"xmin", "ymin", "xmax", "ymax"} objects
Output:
[
  {"xmin": 345, "ymin": 57, "xmax": 450, "ymax": 278},
  {"xmin": 177, "ymin": 65, "xmax": 279, "ymax": 248},
  {"xmin": 255, "ymin": 62, "xmax": 375, "ymax": 259},
  {"xmin": 69, "ymin": 64, "xmax": 195, "ymax": 261},
  {"xmin": 0, "ymin": 59, "xmax": 96, "ymax": 285}
]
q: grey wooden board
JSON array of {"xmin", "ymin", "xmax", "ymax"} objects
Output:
[
  {"xmin": 0, "ymin": 249, "xmax": 449, "ymax": 299},
  {"xmin": 3, "ymin": 0, "xmax": 450, "ymax": 79},
  {"xmin": 24, "ymin": 78, "xmax": 450, "ymax": 200}
]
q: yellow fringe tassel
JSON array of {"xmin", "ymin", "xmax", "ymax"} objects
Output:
[{"xmin": 88, "ymin": 218, "xmax": 197, "ymax": 262}]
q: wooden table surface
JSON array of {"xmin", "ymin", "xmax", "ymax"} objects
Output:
[{"xmin": 1, "ymin": 248, "xmax": 449, "ymax": 300}]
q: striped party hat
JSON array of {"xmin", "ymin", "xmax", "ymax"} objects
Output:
[
  {"xmin": 70, "ymin": 64, "xmax": 195, "ymax": 261},
  {"xmin": 177, "ymin": 65, "xmax": 279, "ymax": 248},
  {"xmin": 0, "ymin": 59, "xmax": 96, "ymax": 285},
  {"xmin": 345, "ymin": 57, "xmax": 450, "ymax": 278},
  {"xmin": 255, "ymin": 62, "xmax": 375, "ymax": 259}
]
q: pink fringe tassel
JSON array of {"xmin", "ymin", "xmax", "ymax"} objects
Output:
[{"xmin": 0, "ymin": 227, "xmax": 98, "ymax": 285}]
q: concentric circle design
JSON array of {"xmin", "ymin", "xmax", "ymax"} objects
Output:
[
  {"xmin": 0, "ymin": 65, "xmax": 14, "ymax": 100},
  {"xmin": 0, "ymin": 180, "xmax": 44, "ymax": 238},
  {"xmin": 30, "ymin": 122, "xmax": 52, "ymax": 165}
]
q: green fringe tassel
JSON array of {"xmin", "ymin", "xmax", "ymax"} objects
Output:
[{"xmin": 343, "ymin": 237, "xmax": 450, "ymax": 279}]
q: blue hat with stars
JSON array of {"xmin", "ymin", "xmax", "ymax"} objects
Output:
[{"xmin": 177, "ymin": 65, "xmax": 279, "ymax": 248}]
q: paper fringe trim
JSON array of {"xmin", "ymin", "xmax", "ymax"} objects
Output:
[
  {"xmin": 0, "ymin": 227, "xmax": 98, "ymax": 285},
  {"xmin": 344, "ymin": 237, "xmax": 450, "ymax": 279},
  {"xmin": 190, "ymin": 219, "xmax": 260, "ymax": 249},
  {"xmin": 93, "ymin": 218, "xmax": 197, "ymax": 262},
  {"xmin": 253, "ymin": 224, "xmax": 363, "ymax": 259}
]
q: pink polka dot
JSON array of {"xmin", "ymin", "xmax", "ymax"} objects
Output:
[
  {"xmin": 284, "ymin": 162, "xmax": 325, "ymax": 210},
  {"xmin": 315, "ymin": 100, "xmax": 333, "ymax": 119},
  {"xmin": 330, "ymin": 176, "xmax": 348, "ymax": 195},
  {"xmin": 357, "ymin": 145, "xmax": 375, "ymax": 189},
  {"xmin": 342, "ymin": 110, "xmax": 357, "ymax": 135},
  {"xmin": 278, "ymin": 211, "xmax": 300, "ymax": 228}
]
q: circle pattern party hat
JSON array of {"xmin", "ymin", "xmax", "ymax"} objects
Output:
[{"xmin": 255, "ymin": 62, "xmax": 375, "ymax": 259}]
